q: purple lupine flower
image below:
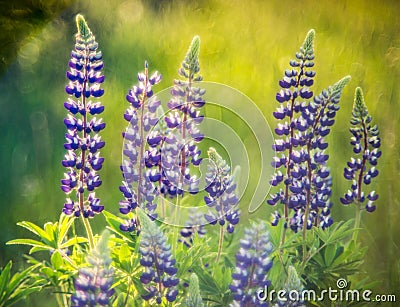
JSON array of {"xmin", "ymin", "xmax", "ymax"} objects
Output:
[
  {"xmin": 230, "ymin": 221, "xmax": 273, "ymax": 307},
  {"xmin": 119, "ymin": 61, "xmax": 162, "ymax": 232},
  {"xmin": 340, "ymin": 87, "xmax": 381, "ymax": 212},
  {"xmin": 62, "ymin": 15, "xmax": 105, "ymax": 218},
  {"xmin": 204, "ymin": 148, "xmax": 240, "ymax": 234},
  {"xmin": 268, "ymin": 29, "xmax": 350, "ymax": 232},
  {"xmin": 161, "ymin": 36, "xmax": 205, "ymax": 197},
  {"xmin": 71, "ymin": 231, "xmax": 114, "ymax": 306},
  {"xmin": 138, "ymin": 210, "xmax": 179, "ymax": 304},
  {"xmin": 179, "ymin": 208, "xmax": 207, "ymax": 247}
]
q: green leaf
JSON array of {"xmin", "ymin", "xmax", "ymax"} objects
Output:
[
  {"xmin": 16, "ymin": 221, "xmax": 52, "ymax": 244},
  {"xmin": 0, "ymin": 261, "xmax": 12, "ymax": 300},
  {"xmin": 6, "ymin": 239, "xmax": 52, "ymax": 252},
  {"xmin": 51, "ymin": 252, "xmax": 63, "ymax": 270},
  {"xmin": 7, "ymin": 263, "xmax": 41, "ymax": 297},
  {"xmin": 60, "ymin": 237, "xmax": 88, "ymax": 249},
  {"xmin": 323, "ymin": 243, "xmax": 337, "ymax": 266},
  {"xmin": 57, "ymin": 214, "xmax": 75, "ymax": 246},
  {"xmin": 6, "ymin": 286, "xmax": 42, "ymax": 306},
  {"xmin": 192, "ymin": 266, "xmax": 221, "ymax": 298}
]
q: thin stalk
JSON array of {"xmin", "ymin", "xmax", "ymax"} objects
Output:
[
  {"xmin": 353, "ymin": 119, "xmax": 368, "ymax": 242},
  {"xmin": 123, "ymin": 276, "xmax": 132, "ymax": 306},
  {"xmin": 352, "ymin": 202, "xmax": 362, "ymax": 242},
  {"xmin": 55, "ymin": 292, "xmax": 64, "ymax": 307},
  {"xmin": 82, "ymin": 215, "xmax": 95, "ymax": 249},
  {"xmin": 302, "ymin": 143, "xmax": 312, "ymax": 261},
  {"xmin": 60, "ymin": 283, "xmax": 69, "ymax": 307},
  {"xmin": 216, "ymin": 225, "xmax": 224, "ymax": 263},
  {"xmin": 136, "ymin": 66, "xmax": 149, "ymax": 229}
]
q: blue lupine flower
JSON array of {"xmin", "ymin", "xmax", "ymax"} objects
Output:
[
  {"xmin": 119, "ymin": 62, "xmax": 162, "ymax": 232},
  {"xmin": 71, "ymin": 231, "xmax": 114, "ymax": 306},
  {"xmin": 179, "ymin": 208, "xmax": 207, "ymax": 247},
  {"xmin": 268, "ymin": 29, "xmax": 350, "ymax": 232},
  {"xmin": 230, "ymin": 221, "xmax": 273, "ymax": 306},
  {"xmin": 204, "ymin": 148, "xmax": 240, "ymax": 234},
  {"xmin": 340, "ymin": 87, "xmax": 381, "ymax": 212},
  {"xmin": 161, "ymin": 36, "xmax": 205, "ymax": 197},
  {"xmin": 138, "ymin": 210, "xmax": 179, "ymax": 304},
  {"xmin": 62, "ymin": 15, "xmax": 105, "ymax": 218}
]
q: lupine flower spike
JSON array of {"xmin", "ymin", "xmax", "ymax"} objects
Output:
[
  {"xmin": 138, "ymin": 210, "xmax": 179, "ymax": 304},
  {"xmin": 268, "ymin": 29, "xmax": 350, "ymax": 233},
  {"xmin": 184, "ymin": 273, "xmax": 204, "ymax": 307},
  {"xmin": 71, "ymin": 230, "xmax": 114, "ymax": 306},
  {"xmin": 62, "ymin": 14, "xmax": 105, "ymax": 219},
  {"xmin": 341, "ymin": 87, "xmax": 381, "ymax": 239},
  {"xmin": 119, "ymin": 62, "xmax": 162, "ymax": 232},
  {"xmin": 162, "ymin": 36, "xmax": 205, "ymax": 198},
  {"xmin": 230, "ymin": 221, "xmax": 273, "ymax": 307},
  {"xmin": 204, "ymin": 147, "xmax": 240, "ymax": 261}
]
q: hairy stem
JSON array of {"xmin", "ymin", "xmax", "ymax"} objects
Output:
[{"xmin": 216, "ymin": 225, "xmax": 224, "ymax": 263}]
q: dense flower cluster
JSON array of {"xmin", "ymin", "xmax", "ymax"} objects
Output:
[
  {"xmin": 161, "ymin": 36, "xmax": 205, "ymax": 197},
  {"xmin": 71, "ymin": 231, "xmax": 114, "ymax": 306},
  {"xmin": 268, "ymin": 29, "xmax": 350, "ymax": 232},
  {"xmin": 119, "ymin": 61, "xmax": 162, "ymax": 232},
  {"xmin": 204, "ymin": 148, "xmax": 240, "ymax": 233},
  {"xmin": 62, "ymin": 14, "xmax": 105, "ymax": 218},
  {"xmin": 340, "ymin": 87, "xmax": 381, "ymax": 212},
  {"xmin": 138, "ymin": 211, "xmax": 179, "ymax": 304},
  {"xmin": 230, "ymin": 221, "xmax": 273, "ymax": 306}
]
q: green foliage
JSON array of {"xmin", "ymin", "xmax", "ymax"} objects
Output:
[
  {"xmin": 7, "ymin": 214, "xmax": 87, "ymax": 254},
  {"xmin": 0, "ymin": 261, "xmax": 42, "ymax": 307}
]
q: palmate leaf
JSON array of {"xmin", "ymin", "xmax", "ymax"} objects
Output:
[{"xmin": 6, "ymin": 214, "xmax": 86, "ymax": 254}]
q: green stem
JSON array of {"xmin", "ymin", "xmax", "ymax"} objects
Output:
[
  {"xmin": 60, "ymin": 283, "xmax": 69, "ymax": 307},
  {"xmin": 277, "ymin": 225, "xmax": 288, "ymax": 274},
  {"xmin": 352, "ymin": 202, "xmax": 362, "ymax": 242},
  {"xmin": 172, "ymin": 194, "xmax": 181, "ymax": 252},
  {"xmin": 216, "ymin": 225, "xmax": 224, "ymax": 263},
  {"xmin": 81, "ymin": 216, "xmax": 95, "ymax": 249}
]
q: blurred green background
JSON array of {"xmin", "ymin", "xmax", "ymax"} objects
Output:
[{"xmin": 1, "ymin": 0, "xmax": 399, "ymax": 304}]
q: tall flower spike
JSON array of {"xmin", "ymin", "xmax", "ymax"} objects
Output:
[
  {"xmin": 62, "ymin": 14, "xmax": 105, "ymax": 218},
  {"xmin": 119, "ymin": 61, "xmax": 162, "ymax": 232},
  {"xmin": 162, "ymin": 36, "xmax": 205, "ymax": 197},
  {"xmin": 204, "ymin": 148, "xmax": 240, "ymax": 234},
  {"xmin": 341, "ymin": 87, "xmax": 381, "ymax": 212},
  {"xmin": 268, "ymin": 29, "xmax": 350, "ymax": 232},
  {"xmin": 184, "ymin": 273, "xmax": 204, "ymax": 307},
  {"xmin": 71, "ymin": 230, "xmax": 114, "ymax": 306},
  {"xmin": 138, "ymin": 210, "xmax": 179, "ymax": 304},
  {"xmin": 230, "ymin": 221, "xmax": 273, "ymax": 306},
  {"xmin": 268, "ymin": 29, "xmax": 316, "ymax": 229}
]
